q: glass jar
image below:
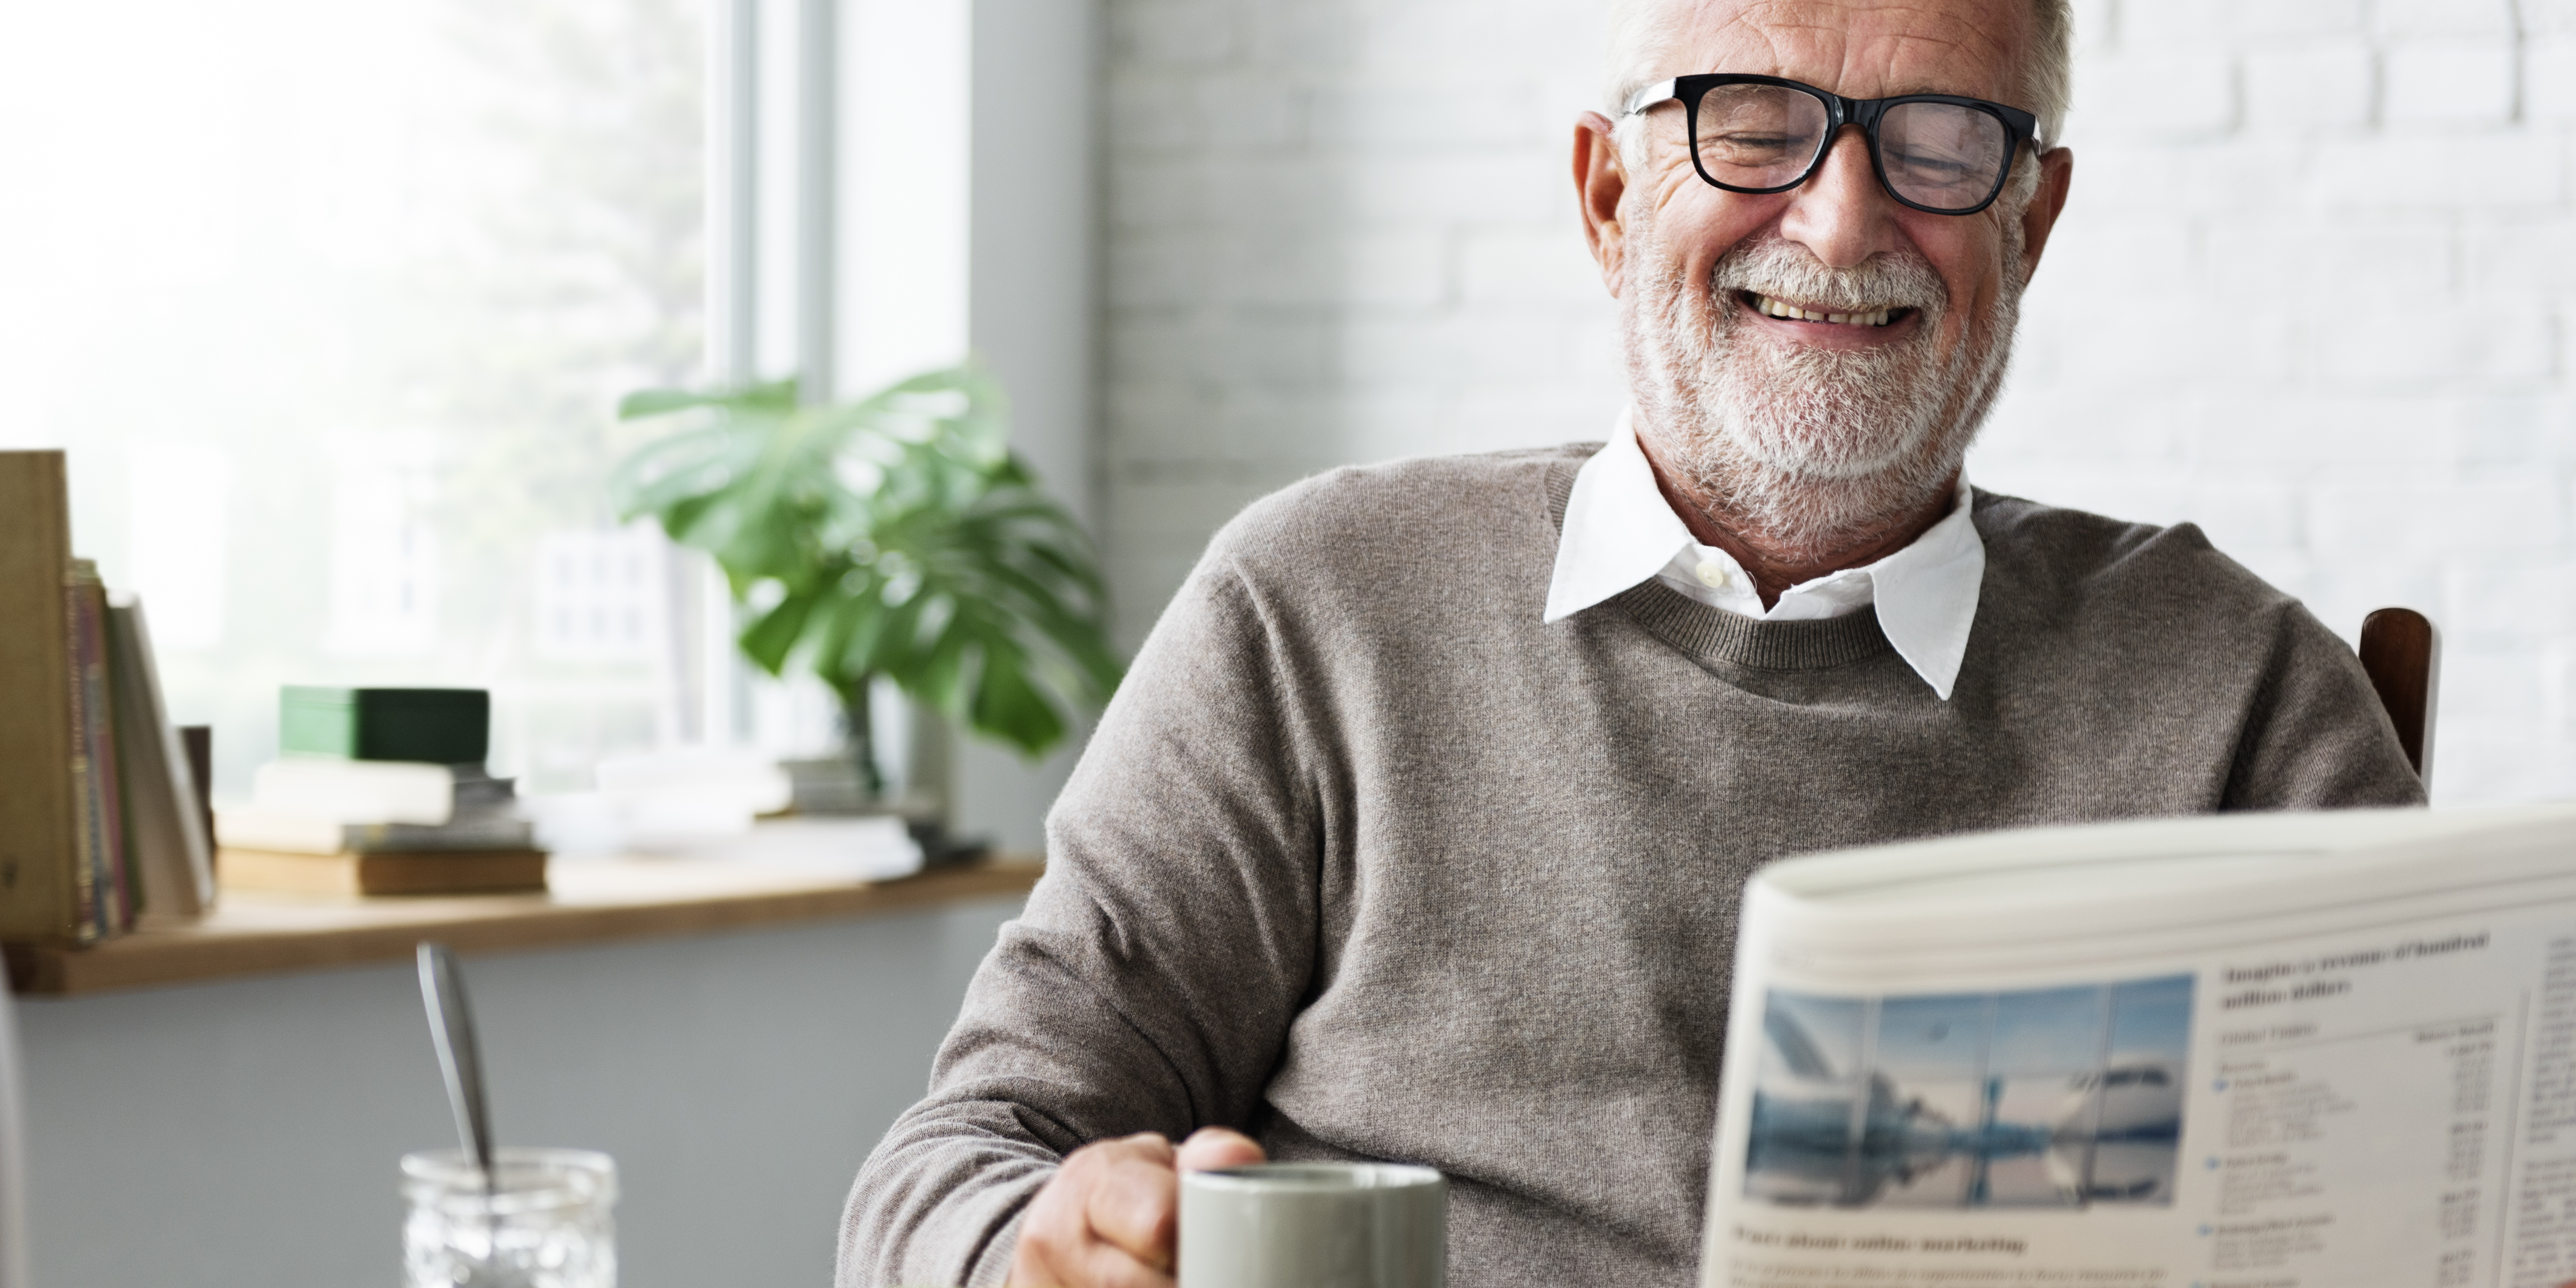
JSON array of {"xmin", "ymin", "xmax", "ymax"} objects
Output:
[{"xmin": 402, "ymin": 1148, "xmax": 617, "ymax": 1288}]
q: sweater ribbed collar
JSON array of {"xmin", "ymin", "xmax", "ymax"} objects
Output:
[{"xmin": 1542, "ymin": 454, "xmax": 1898, "ymax": 673}]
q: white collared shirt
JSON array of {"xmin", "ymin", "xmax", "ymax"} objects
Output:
[{"xmin": 1542, "ymin": 411, "xmax": 1987, "ymax": 700}]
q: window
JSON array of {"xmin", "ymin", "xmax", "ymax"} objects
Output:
[
  {"xmin": 0, "ymin": 0, "xmax": 710, "ymax": 793},
  {"xmin": 1, "ymin": 0, "xmax": 1087, "ymax": 852}
]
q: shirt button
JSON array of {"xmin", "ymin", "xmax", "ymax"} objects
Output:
[{"xmin": 1695, "ymin": 560, "xmax": 1733, "ymax": 589}]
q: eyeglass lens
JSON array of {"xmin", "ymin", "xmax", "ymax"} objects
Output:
[
  {"xmin": 1877, "ymin": 102, "xmax": 2011, "ymax": 209},
  {"xmin": 1693, "ymin": 84, "xmax": 2012, "ymax": 212}
]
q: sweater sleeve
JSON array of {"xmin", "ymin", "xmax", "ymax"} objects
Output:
[
  {"xmin": 836, "ymin": 551, "xmax": 1322, "ymax": 1288},
  {"xmin": 2222, "ymin": 600, "xmax": 2428, "ymax": 810}
]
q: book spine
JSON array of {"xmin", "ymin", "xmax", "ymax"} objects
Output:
[
  {"xmin": 70, "ymin": 574, "xmax": 131, "ymax": 931},
  {"xmin": 60, "ymin": 574, "xmax": 100, "ymax": 944},
  {"xmin": 0, "ymin": 451, "xmax": 83, "ymax": 943}
]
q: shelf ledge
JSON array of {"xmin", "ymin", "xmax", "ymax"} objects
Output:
[{"xmin": 5, "ymin": 855, "xmax": 1043, "ymax": 998}]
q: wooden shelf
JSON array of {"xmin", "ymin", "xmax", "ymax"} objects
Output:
[{"xmin": 4, "ymin": 855, "xmax": 1043, "ymax": 998}]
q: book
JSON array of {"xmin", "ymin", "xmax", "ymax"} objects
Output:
[
  {"xmin": 67, "ymin": 562, "xmax": 134, "ymax": 938},
  {"xmin": 280, "ymin": 687, "xmax": 489, "ymax": 764},
  {"xmin": 245, "ymin": 758, "xmax": 456, "ymax": 825},
  {"xmin": 64, "ymin": 563, "xmax": 127, "ymax": 941},
  {"xmin": 103, "ymin": 596, "xmax": 215, "ymax": 922},
  {"xmin": 215, "ymin": 847, "xmax": 547, "ymax": 897},
  {"xmin": 218, "ymin": 761, "xmax": 534, "ymax": 856},
  {"xmin": 1699, "ymin": 804, "xmax": 2576, "ymax": 1288},
  {"xmin": 178, "ymin": 727, "xmax": 214, "ymax": 869},
  {"xmin": 57, "ymin": 561, "xmax": 103, "ymax": 941},
  {"xmin": 213, "ymin": 806, "xmax": 535, "ymax": 856},
  {"xmin": 0, "ymin": 452, "xmax": 84, "ymax": 944}
]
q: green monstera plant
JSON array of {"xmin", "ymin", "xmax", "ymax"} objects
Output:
[{"xmin": 610, "ymin": 364, "xmax": 1121, "ymax": 795}]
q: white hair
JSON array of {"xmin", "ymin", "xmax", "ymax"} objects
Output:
[{"xmin": 1605, "ymin": 0, "xmax": 2074, "ymax": 160}]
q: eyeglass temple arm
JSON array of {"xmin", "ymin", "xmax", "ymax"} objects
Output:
[{"xmin": 1622, "ymin": 79, "xmax": 1679, "ymax": 117}]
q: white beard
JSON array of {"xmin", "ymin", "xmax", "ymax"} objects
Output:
[{"xmin": 1622, "ymin": 218, "xmax": 2027, "ymax": 558}]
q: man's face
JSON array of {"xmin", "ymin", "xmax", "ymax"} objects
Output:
[{"xmin": 1587, "ymin": 0, "xmax": 2071, "ymax": 553}]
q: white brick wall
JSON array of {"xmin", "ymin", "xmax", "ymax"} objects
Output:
[{"xmin": 1101, "ymin": 0, "xmax": 2576, "ymax": 804}]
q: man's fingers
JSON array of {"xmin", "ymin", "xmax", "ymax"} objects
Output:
[
  {"xmin": 1080, "ymin": 1136, "xmax": 1184, "ymax": 1271},
  {"xmin": 1174, "ymin": 1127, "xmax": 1266, "ymax": 1173},
  {"xmin": 1015, "ymin": 1193, "xmax": 1172, "ymax": 1288},
  {"xmin": 1007, "ymin": 1130, "xmax": 1265, "ymax": 1288},
  {"xmin": 1008, "ymin": 1133, "xmax": 1180, "ymax": 1288}
]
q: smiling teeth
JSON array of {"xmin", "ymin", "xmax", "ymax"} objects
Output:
[{"xmin": 1754, "ymin": 294, "xmax": 1893, "ymax": 327}]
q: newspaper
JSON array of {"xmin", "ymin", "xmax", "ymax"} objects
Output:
[{"xmin": 1701, "ymin": 805, "xmax": 2576, "ymax": 1288}]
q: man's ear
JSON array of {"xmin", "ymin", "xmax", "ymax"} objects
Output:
[
  {"xmin": 1574, "ymin": 111, "xmax": 1629, "ymax": 299},
  {"xmin": 2015, "ymin": 146, "xmax": 2075, "ymax": 280}
]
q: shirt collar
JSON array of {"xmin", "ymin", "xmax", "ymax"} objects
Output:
[
  {"xmin": 1542, "ymin": 410, "xmax": 1700, "ymax": 625},
  {"xmin": 1543, "ymin": 411, "xmax": 1986, "ymax": 701}
]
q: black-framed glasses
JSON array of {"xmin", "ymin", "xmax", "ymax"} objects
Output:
[{"xmin": 1623, "ymin": 74, "xmax": 2040, "ymax": 216}]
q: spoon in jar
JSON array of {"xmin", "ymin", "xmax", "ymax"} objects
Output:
[{"xmin": 417, "ymin": 941, "xmax": 496, "ymax": 1193}]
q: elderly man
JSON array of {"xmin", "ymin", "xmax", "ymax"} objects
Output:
[{"xmin": 840, "ymin": 0, "xmax": 2423, "ymax": 1283}]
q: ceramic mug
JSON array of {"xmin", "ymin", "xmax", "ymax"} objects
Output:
[{"xmin": 1178, "ymin": 1162, "xmax": 1445, "ymax": 1288}]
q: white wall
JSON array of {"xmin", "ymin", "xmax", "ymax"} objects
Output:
[
  {"xmin": 1983, "ymin": 0, "xmax": 2575, "ymax": 803},
  {"xmin": 1097, "ymin": 0, "xmax": 2576, "ymax": 805},
  {"xmin": 14, "ymin": 898, "xmax": 1019, "ymax": 1288},
  {"xmin": 1101, "ymin": 0, "xmax": 1622, "ymax": 650}
]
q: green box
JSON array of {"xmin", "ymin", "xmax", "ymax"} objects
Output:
[{"xmin": 280, "ymin": 688, "xmax": 490, "ymax": 765}]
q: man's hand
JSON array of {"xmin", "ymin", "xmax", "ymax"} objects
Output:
[{"xmin": 1006, "ymin": 1127, "xmax": 1266, "ymax": 1288}]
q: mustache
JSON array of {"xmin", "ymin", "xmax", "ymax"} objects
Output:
[{"xmin": 1708, "ymin": 235, "xmax": 1948, "ymax": 318}]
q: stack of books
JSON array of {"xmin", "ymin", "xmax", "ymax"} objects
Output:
[
  {"xmin": 215, "ymin": 688, "xmax": 548, "ymax": 897},
  {"xmin": 0, "ymin": 452, "xmax": 218, "ymax": 946}
]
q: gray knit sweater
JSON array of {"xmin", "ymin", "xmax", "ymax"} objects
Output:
[{"xmin": 837, "ymin": 445, "xmax": 2424, "ymax": 1288}]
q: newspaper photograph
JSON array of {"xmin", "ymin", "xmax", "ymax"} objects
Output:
[
  {"xmin": 1746, "ymin": 973, "xmax": 2193, "ymax": 1211},
  {"xmin": 1702, "ymin": 805, "xmax": 2576, "ymax": 1288}
]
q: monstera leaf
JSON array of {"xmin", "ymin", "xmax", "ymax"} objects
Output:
[{"xmin": 610, "ymin": 365, "xmax": 1120, "ymax": 764}]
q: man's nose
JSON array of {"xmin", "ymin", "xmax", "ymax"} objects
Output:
[{"xmin": 1776, "ymin": 125, "xmax": 1897, "ymax": 269}]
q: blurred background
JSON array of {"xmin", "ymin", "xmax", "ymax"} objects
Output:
[
  {"xmin": 5, "ymin": 0, "xmax": 2566, "ymax": 825},
  {"xmin": 0, "ymin": 0, "xmax": 1090, "ymax": 852},
  {"xmin": 3, "ymin": 0, "xmax": 2567, "ymax": 825},
  {"xmin": 0, "ymin": 0, "xmax": 2568, "ymax": 1283}
]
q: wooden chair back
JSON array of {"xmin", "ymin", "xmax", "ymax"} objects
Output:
[{"xmin": 2356, "ymin": 607, "xmax": 2440, "ymax": 785}]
